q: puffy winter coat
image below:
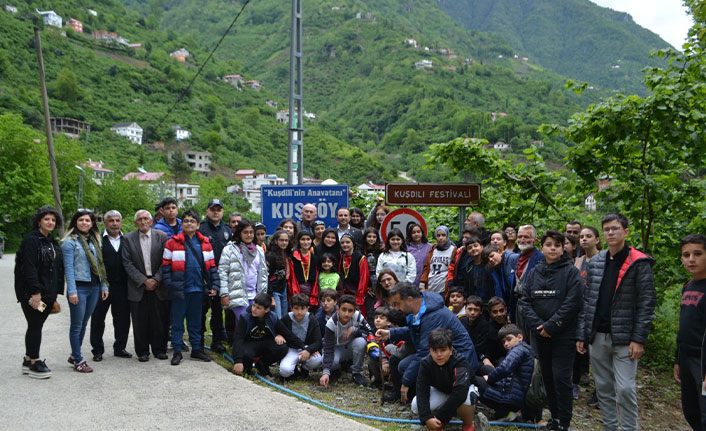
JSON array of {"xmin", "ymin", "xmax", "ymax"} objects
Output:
[
  {"xmin": 218, "ymin": 242, "xmax": 268, "ymax": 309},
  {"xmin": 481, "ymin": 341, "xmax": 535, "ymax": 408},
  {"xmin": 376, "ymin": 251, "xmax": 416, "ymax": 283},
  {"xmin": 162, "ymin": 232, "xmax": 220, "ymax": 300},
  {"xmin": 519, "ymin": 255, "xmax": 583, "ymax": 340},
  {"xmin": 577, "ymin": 247, "xmax": 656, "ymax": 345}
]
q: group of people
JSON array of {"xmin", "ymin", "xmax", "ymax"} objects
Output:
[{"xmin": 13, "ymin": 199, "xmax": 706, "ymax": 431}]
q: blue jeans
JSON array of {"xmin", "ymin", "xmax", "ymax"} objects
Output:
[
  {"xmin": 272, "ymin": 291, "xmax": 288, "ymax": 319},
  {"xmin": 171, "ymin": 292, "xmax": 203, "ymax": 352},
  {"xmin": 69, "ymin": 284, "xmax": 101, "ymax": 362}
]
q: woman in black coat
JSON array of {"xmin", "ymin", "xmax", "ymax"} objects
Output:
[{"xmin": 14, "ymin": 206, "xmax": 64, "ymax": 379}]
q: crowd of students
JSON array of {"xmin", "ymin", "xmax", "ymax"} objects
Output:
[{"xmin": 13, "ymin": 199, "xmax": 706, "ymax": 431}]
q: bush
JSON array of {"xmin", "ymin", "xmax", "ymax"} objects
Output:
[{"xmin": 643, "ymin": 283, "xmax": 681, "ymax": 370}]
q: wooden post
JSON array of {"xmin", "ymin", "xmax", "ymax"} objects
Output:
[
  {"xmin": 34, "ymin": 27, "xmax": 64, "ymax": 235},
  {"xmin": 458, "ymin": 206, "xmax": 466, "ymax": 240}
]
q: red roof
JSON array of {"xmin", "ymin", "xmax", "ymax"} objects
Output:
[
  {"xmin": 236, "ymin": 169, "xmax": 255, "ymax": 175},
  {"xmin": 122, "ymin": 172, "xmax": 165, "ymax": 181}
]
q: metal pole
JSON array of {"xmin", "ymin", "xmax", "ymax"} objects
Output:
[
  {"xmin": 34, "ymin": 27, "xmax": 64, "ymax": 235},
  {"xmin": 287, "ymin": 0, "xmax": 303, "ymax": 184},
  {"xmin": 458, "ymin": 206, "xmax": 466, "ymax": 240}
]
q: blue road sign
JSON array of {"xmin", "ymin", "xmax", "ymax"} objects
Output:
[{"xmin": 261, "ymin": 184, "xmax": 349, "ymax": 235}]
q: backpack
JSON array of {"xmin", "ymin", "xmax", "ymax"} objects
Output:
[{"xmin": 518, "ymin": 345, "xmax": 547, "ymax": 410}]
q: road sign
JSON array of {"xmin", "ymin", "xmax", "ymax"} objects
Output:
[
  {"xmin": 380, "ymin": 208, "xmax": 427, "ymax": 243},
  {"xmin": 261, "ymin": 184, "xmax": 349, "ymax": 235},
  {"xmin": 385, "ymin": 183, "xmax": 481, "ymax": 206}
]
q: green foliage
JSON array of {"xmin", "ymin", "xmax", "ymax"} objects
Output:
[
  {"xmin": 95, "ymin": 177, "xmax": 157, "ymax": 231},
  {"xmin": 643, "ymin": 283, "xmax": 681, "ymax": 369},
  {"xmin": 168, "ymin": 150, "xmax": 191, "ymax": 182},
  {"xmin": 55, "ymin": 66, "xmax": 80, "ymax": 102}
]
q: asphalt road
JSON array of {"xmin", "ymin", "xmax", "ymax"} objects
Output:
[{"xmin": 0, "ymin": 254, "xmax": 376, "ymax": 430}]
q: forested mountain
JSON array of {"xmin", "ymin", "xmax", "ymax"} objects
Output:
[{"xmin": 435, "ymin": 0, "xmax": 673, "ymax": 95}]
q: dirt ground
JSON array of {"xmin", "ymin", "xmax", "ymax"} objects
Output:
[{"xmin": 206, "ymin": 333, "xmax": 690, "ymax": 430}]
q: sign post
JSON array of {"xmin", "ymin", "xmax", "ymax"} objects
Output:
[{"xmin": 261, "ymin": 184, "xmax": 349, "ymax": 235}]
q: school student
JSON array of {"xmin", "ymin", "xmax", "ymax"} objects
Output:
[
  {"xmin": 420, "ymin": 226, "xmax": 457, "ymax": 298},
  {"xmin": 279, "ymin": 293, "xmax": 323, "ymax": 379},
  {"xmin": 288, "ymin": 231, "xmax": 319, "ymax": 310},
  {"xmin": 484, "ymin": 296, "xmax": 510, "ymax": 366},
  {"xmin": 376, "ymin": 228, "xmax": 416, "ymax": 283},
  {"xmin": 315, "ymin": 289, "xmax": 338, "ymax": 337},
  {"xmin": 460, "ymin": 295, "xmax": 489, "ymax": 364},
  {"xmin": 448, "ymin": 285, "xmax": 467, "ymax": 318},
  {"xmin": 519, "ymin": 230, "xmax": 583, "ymax": 431},
  {"xmin": 412, "ymin": 329, "xmax": 487, "ymax": 431},
  {"xmin": 339, "ymin": 233, "xmax": 369, "ymax": 314}
]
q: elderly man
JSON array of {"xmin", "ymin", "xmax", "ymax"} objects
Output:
[
  {"xmin": 122, "ymin": 210, "xmax": 169, "ymax": 362},
  {"xmin": 298, "ymin": 203, "xmax": 317, "ymax": 235},
  {"xmin": 506, "ymin": 224, "xmax": 544, "ymax": 325},
  {"xmin": 89, "ymin": 210, "xmax": 132, "ymax": 361},
  {"xmin": 464, "ymin": 211, "xmax": 490, "ymax": 245}
]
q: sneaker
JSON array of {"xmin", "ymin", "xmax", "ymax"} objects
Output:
[
  {"xmin": 382, "ymin": 391, "xmax": 400, "ymax": 403},
  {"xmin": 73, "ymin": 361, "xmax": 93, "ymax": 373},
  {"xmin": 182, "ymin": 342, "xmax": 190, "ymax": 353},
  {"xmin": 22, "ymin": 357, "xmax": 31, "ymax": 375},
  {"xmin": 171, "ymin": 351, "xmax": 182, "ymax": 366},
  {"xmin": 462, "ymin": 424, "xmax": 475, "ymax": 431},
  {"xmin": 28, "ymin": 359, "xmax": 52, "ymax": 379},
  {"xmin": 190, "ymin": 350, "xmax": 212, "ymax": 362},
  {"xmin": 587, "ymin": 391, "xmax": 599, "ymax": 408},
  {"xmin": 352, "ymin": 373, "xmax": 369, "ymax": 386},
  {"xmin": 255, "ymin": 361, "xmax": 272, "ymax": 377},
  {"xmin": 572, "ymin": 384, "xmax": 580, "ymax": 400},
  {"xmin": 475, "ymin": 412, "xmax": 490, "ymax": 431}
]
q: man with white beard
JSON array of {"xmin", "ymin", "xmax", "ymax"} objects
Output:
[{"xmin": 506, "ymin": 225, "xmax": 544, "ymax": 326}]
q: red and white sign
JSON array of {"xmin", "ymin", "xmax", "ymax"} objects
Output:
[{"xmin": 380, "ymin": 208, "xmax": 427, "ymax": 243}]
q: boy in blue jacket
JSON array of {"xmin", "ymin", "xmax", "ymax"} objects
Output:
[
  {"xmin": 478, "ymin": 324, "xmax": 534, "ymax": 420},
  {"xmin": 412, "ymin": 328, "xmax": 489, "ymax": 431}
]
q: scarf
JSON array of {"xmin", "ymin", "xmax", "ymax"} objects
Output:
[
  {"xmin": 435, "ymin": 226, "xmax": 452, "ymax": 251},
  {"xmin": 77, "ymin": 233, "xmax": 108, "ymax": 286},
  {"xmin": 240, "ymin": 242, "xmax": 258, "ymax": 267}
]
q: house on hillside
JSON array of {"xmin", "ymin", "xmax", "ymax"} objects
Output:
[
  {"xmin": 585, "ymin": 193, "xmax": 596, "ymax": 211},
  {"xmin": 276, "ymin": 110, "xmax": 289, "ymax": 123},
  {"xmin": 87, "ymin": 9, "xmax": 97, "ymax": 16},
  {"xmin": 5, "ymin": 5, "xmax": 17, "ymax": 14},
  {"xmin": 170, "ymin": 48, "xmax": 190, "ymax": 62},
  {"xmin": 245, "ymin": 80, "xmax": 262, "ymax": 91},
  {"xmin": 111, "ymin": 122, "xmax": 143, "ymax": 145},
  {"xmin": 235, "ymin": 169, "xmax": 256, "ymax": 180},
  {"xmin": 66, "ymin": 18, "xmax": 83, "ymax": 33},
  {"xmin": 82, "ymin": 160, "xmax": 113, "ymax": 185},
  {"xmin": 172, "ymin": 126, "xmax": 191, "ymax": 141},
  {"xmin": 493, "ymin": 141, "xmax": 511, "ymax": 152},
  {"xmin": 357, "ymin": 182, "xmax": 385, "ymax": 195},
  {"xmin": 266, "ymin": 99, "xmax": 278, "ymax": 109},
  {"xmin": 168, "ymin": 150, "xmax": 211, "ymax": 173},
  {"xmin": 405, "ymin": 38, "xmax": 418, "ymax": 48},
  {"xmin": 241, "ymin": 173, "xmax": 285, "ymax": 214},
  {"xmin": 223, "ymin": 74, "xmax": 243, "ymax": 89},
  {"xmin": 122, "ymin": 171, "xmax": 165, "ymax": 181},
  {"xmin": 414, "ymin": 59, "xmax": 433, "ymax": 69},
  {"xmin": 36, "ymin": 10, "xmax": 62, "ymax": 28},
  {"xmin": 50, "ymin": 117, "xmax": 91, "ymax": 139},
  {"xmin": 174, "ymin": 183, "xmax": 200, "ymax": 208}
]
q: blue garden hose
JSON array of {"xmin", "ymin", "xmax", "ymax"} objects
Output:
[{"xmin": 205, "ymin": 346, "xmax": 541, "ymax": 429}]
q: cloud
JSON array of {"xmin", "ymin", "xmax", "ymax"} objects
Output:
[{"xmin": 590, "ymin": 0, "xmax": 693, "ymax": 48}]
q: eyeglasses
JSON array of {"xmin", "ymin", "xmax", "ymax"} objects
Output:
[
  {"xmin": 504, "ymin": 229, "xmax": 516, "ymax": 234},
  {"xmin": 602, "ymin": 226, "xmax": 623, "ymax": 233},
  {"xmin": 77, "ymin": 208, "xmax": 93, "ymax": 214},
  {"xmin": 182, "ymin": 219, "xmax": 198, "ymax": 224}
]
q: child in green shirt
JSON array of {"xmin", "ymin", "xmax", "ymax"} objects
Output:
[{"xmin": 318, "ymin": 253, "xmax": 341, "ymax": 292}]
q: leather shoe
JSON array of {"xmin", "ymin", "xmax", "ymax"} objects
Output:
[
  {"xmin": 138, "ymin": 354, "xmax": 150, "ymax": 362},
  {"xmin": 155, "ymin": 353, "xmax": 168, "ymax": 360},
  {"xmin": 114, "ymin": 349, "xmax": 132, "ymax": 359},
  {"xmin": 171, "ymin": 352, "xmax": 182, "ymax": 366},
  {"xmin": 210, "ymin": 343, "xmax": 225, "ymax": 354},
  {"xmin": 92, "ymin": 353, "xmax": 103, "ymax": 362},
  {"xmin": 190, "ymin": 350, "xmax": 212, "ymax": 362}
]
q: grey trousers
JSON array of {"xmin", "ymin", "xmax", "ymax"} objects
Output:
[
  {"xmin": 331, "ymin": 337, "xmax": 366, "ymax": 374},
  {"xmin": 590, "ymin": 332, "xmax": 639, "ymax": 431}
]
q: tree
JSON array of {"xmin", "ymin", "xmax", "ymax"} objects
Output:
[
  {"xmin": 96, "ymin": 177, "xmax": 156, "ymax": 229},
  {"xmin": 55, "ymin": 67, "xmax": 80, "ymax": 102},
  {"xmin": 169, "ymin": 150, "xmax": 192, "ymax": 183}
]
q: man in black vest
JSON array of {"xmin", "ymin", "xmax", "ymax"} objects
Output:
[
  {"xmin": 90, "ymin": 210, "xmax": 132, "ymax": 361},
  {"xmin": 199, "ymin": 199, "xmax": 231, "ymax": 353}
]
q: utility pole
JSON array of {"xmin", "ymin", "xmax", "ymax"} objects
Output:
[
  {"xmin": 287, "ymin": 0, "xmax": 303, "ymax": 184},
  {"xmin": 34, "ymin": 27, "xmax": 64, "ymax": 235}
]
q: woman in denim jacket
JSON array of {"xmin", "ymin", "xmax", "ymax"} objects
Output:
[{"xmin": 62, "ymin": 209, "xmax": 109, "ymax": 373}]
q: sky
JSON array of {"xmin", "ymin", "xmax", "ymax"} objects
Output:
[{"xmin": 590, "ymin": 0, "xmax": 694, "ymax": 48}]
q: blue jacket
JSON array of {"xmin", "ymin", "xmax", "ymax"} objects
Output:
[
  {"xmin": 481, "ymin": 341, "xmax": 535, "ymax": 408},
  {"xmin": 154, "ymin": 217, "xmax": 182, "ymax": 239},
  {"xmin": 389, "ymin": 291, "xmax": 479, "ymax": 387},
  {"xmin": 62, "ymin": 235, "xmax": 108, "ymax": 296}
]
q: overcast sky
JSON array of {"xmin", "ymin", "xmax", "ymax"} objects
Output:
[{"xmin": 590, "ymin": 0, "xmax": 693, "ymax": 48}]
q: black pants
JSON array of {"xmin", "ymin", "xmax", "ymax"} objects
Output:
[
  {"xmin": 536, "ymin": 336, "xmax": 575, "ymax": 428},
  {"xmin": 130, "ymin": 291, "xmax": 169, "ymax": 357},
  {"xmin": 389, "ymin": 354, "xmax": 417, "ymax": 400},
  {"xmin": 224, "ymin": 308, "xmax": 235, "ymax": 343},
  {"xmin": 90, "ymin": 283, "xmax": 130, "ymax": 354},
  {"xmin": 679, "ymin": 351, "xmax": 706, "ymax": 430},
  {"xmin": 201, "ymin": 294, "xmax": 225, "ymax": 345},
  {"xmin": 572, "ymin": 346, "xmax": 590, "ymax": 384},
  {"xmin": 237, "ymin": 338, "xmax": 288, "ymax": 373},
  {"xmin": 20, "ymin": 299, "xmax": 54, "ymax": 359}
]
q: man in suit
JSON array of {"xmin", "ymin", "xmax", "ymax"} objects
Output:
[
  {"xmin": 335, "ymin": 207, "xmax": 363, "ymax": 246},
  {"xmin": 122, "ymin": 210, "xmax": 169, "ymax": 362},
  {"xmin": 90, "ymin": 210, "xmax": 132, "ymax": 361}
]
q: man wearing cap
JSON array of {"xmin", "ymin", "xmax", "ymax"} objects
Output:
[{"xmin": 198, "ymin": 198, "xmax": 231, "ymax": 353}]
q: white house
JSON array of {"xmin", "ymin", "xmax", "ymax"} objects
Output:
[
  {"xmin": 174, "ymin": 183, "xmax": 200, "ymax": 208},
  {"xmin": 36, "ymin": 9, "xmax": 62, "ymax": 28},
  {"xmin": 414, "ymin": 59, "xmax": 433, "ymax": 69},
  {"xmin": 82, "ymin": 160, "xmax": 113, "ymax": 185},
  {"xmin": 169, "ymin": 48, "xmax": 190, "ymax": 62},
  {"xmin": 357, "ymin": 182, "xmax": 385, "ymax": 195},
  {"xmin": 172, "ymin": 126, "xmax": 191, "ymax": 141},
  {"xmin": 223, "ymin": 74, "xmax": 243, "ymax": 89},
  {"xmin": 110, "ymin": 122, "xmax": 143, "ymax": 145},
  {"xmin": 493, "ymin": 141, "xmax": 511, "ymax": 152},
  {"xmin": 5, "ymin": 5, "xmax": 17, "ymax": 14},
  {"xmin": 245, "ymin": 80, "xmax": 262, "ymax": 91},
  {"xmin": 405, "ymin": 38, "xmax": 418, "ymax": 48},
  {"xmin": 87, "ymin": 9, "xmax": 98, "ymax": 16},
  {"xmin": 241, "ymin": 173, "xmax": 285, "ymax": 214},
  {"xmin": 585, "ymin": 193, "xmax": 597, "ymax": 211}
]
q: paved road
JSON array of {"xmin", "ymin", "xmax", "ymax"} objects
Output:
[{"xmin": 0, "ymin": 254, "xmax": 376, "ymax": 430}]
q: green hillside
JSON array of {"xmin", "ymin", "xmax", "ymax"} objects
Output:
[{"xmin": 435, "ymin": 0, "xmax": 673, "ymax": 95}]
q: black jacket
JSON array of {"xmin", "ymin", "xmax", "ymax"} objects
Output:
[
  {"xmin": 460, "ymin": 315, "xmax": 488, "ymax": 362},
  {"xmin": 519, "ymin": 255, "xmax": 583, "ymax": 339},
  {"xmin": 416, "ymin": 350, "xmax": 473, "ymax": 424},
  {"xmin": 14, "ymin": 230, "xmax": 64, "ymax": 303},
  {"xmin": 232, "ymin": 306, "xmax": 304, "ymax": 363},
  {"xmin": 577, "ymin": 248, "xmax": 656, "ymax": 345},
  {"xmin": 281, "ymin": 312, "xmax": 323, "ymax": 354},
  {"xmin": 199, "ymin": 220, "xmax": 231, "ymax": 263}
]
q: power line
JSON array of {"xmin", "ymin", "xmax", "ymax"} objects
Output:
[{"xmin": 158, "ymin": 0, "xmax": 252, "ymax": 126}]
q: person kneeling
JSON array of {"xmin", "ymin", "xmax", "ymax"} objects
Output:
[
  {"xmin": 232, "ymin": 293, "xmax": 303, "ymax": 376},
  {"xmin": 279, "ymin": 293, "xmax": 323, "ymax": 379},
  {"xmin": 412, "ymin": 328, "xmax": 487, "ymax": 431}
]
